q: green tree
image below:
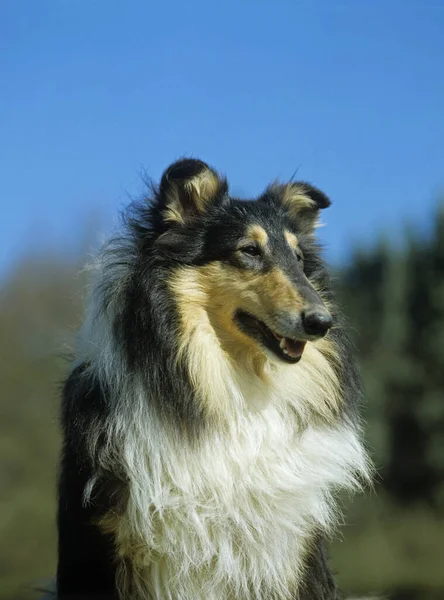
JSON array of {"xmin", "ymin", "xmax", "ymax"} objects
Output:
[{"xmin": 338, "ymin": 202, "xmax": 444, "ymax": 508}]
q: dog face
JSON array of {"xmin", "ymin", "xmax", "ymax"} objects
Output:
[{"xmin": 154, "ymin": 158, "xmax": 333, "ymax": 365}]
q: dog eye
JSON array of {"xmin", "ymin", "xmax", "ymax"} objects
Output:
[
  {"xmin": 240, "ymin": 244, "xmax": 262, "ymax": 257},
  {"xmin": 296, "ymin": 251, "xmax": 304, "ymax": 263}
]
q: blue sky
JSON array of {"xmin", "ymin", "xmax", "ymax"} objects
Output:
[{"xmin": 1, "ymin": 0, "xmax": 443, "ymax": 276}]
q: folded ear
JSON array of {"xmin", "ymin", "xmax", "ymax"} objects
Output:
[
  {"xmin": 268, "ymin": 181, "xmax": 331, "ymax": 233},
  {"xmin": 158, "ymin": 158, "xmax": 228, "ymax": 225}
]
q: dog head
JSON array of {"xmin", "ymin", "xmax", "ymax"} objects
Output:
[{"xmin": 154, "ymin": 158, "xmax": 333, "ymax": 365}]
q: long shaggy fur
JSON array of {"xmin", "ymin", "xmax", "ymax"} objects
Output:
[{"xmin": 56, "ymin": 158, "xmax": 371, "ymax": 600}]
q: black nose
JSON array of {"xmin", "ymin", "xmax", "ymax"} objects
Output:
[{"xmin": 302, "ymin": 308, "xmax": 333, "ymax": 338}]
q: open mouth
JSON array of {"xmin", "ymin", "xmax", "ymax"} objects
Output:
[{"xmin": 235, "ymin": 311, "xmax": 307, "ymax": 364}]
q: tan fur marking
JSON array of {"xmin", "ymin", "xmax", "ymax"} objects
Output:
[
  {"xmin": 163, "ymin": 168, "xmax": 221, "ymax": 225},
  {"xmin": 169, "ymin": 263, "xmax": 327, "ymax": 412},
  {"xmin": 282, "ymin": 183, "xmax": 317, "ymax": 219},
  {"xmin": 267, "ymin": 182, "xmax": 320, "ymax": 233},
  {"xmin": 245, "ymin": 224, "xmax": 269, "ymax": 247},
  {"xmin": 170, "ymin": 263, "xmax": 304, "ymax": 412},
  {"xmin": 284, "ymin": 230, "xmax": 299, "ymax": 250},
  {"xmin": 168, "ymin": 266, "xmax": 240, "ymax": 417},
  {"xmin": 169, "ymin": 261, "xmax": 345, "ymax": 419},
  {"xmin": 163, "ymin": 199, "xmax": 186, "ymax": 225},
  {"xmin": 184, "ymin": 169, "xmax": 221, "ymax": 212},
  {"xmin": 193, "ymin": 263, "xmax": 305, "ymax": 330}
]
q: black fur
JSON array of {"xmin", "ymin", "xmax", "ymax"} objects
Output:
[
  {"xmin": 298, "ymin": 538, "xmax": 339, "ymax": 600},
  {"xmin": 57, "ymin": 366, "xmax": 118, "ymax": 600}
]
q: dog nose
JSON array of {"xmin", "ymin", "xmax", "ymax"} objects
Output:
[{"xmin": 302, "ymin": 308, "xmax": 333, "ymax": 338}]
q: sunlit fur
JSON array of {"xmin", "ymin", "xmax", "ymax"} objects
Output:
[
  {"xmin": 57, "ymin": 158, "xmax": 371, "ymax": 600},
  {"xmin": 162, "ymin": 166, "xmax": 222, "ymax": 225},
  {"xmin": 284, "ymin": 229, "xmax": 299, "ymax": 251}
]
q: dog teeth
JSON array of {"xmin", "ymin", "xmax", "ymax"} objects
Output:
[
  {"xmin": 279, "ymin": 338, "xmax": 287, "ymax": 349},
  {"xmin": 283, "ymin": 348, "xmax": 289, "ymax": 355}
]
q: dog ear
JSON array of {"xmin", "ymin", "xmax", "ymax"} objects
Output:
[
  {"xmin": 268, "ymin": 182, "xmax": 331, "ymax": 233},
  {"xmin": 158, "ymin": 158, "xmax": 228, "ymax": 225}
]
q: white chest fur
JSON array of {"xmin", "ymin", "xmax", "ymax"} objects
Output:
[{"xmin": 109, "ymin": 400, "xmax": 366, "ymax": 600}]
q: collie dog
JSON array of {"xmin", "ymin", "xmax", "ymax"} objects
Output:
[{"xmin": 57, "ymin": 158, "xmax": 370, "ymax": 600}]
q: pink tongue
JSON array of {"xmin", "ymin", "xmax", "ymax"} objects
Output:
[{"xmin": 284, "ymin": 339, "xmax": 306, "ymax": 359}]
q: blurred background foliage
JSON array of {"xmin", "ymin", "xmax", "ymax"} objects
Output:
[{"xmin": 1, "ymin": 204, "xmax": 444, "ymax": 600}]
